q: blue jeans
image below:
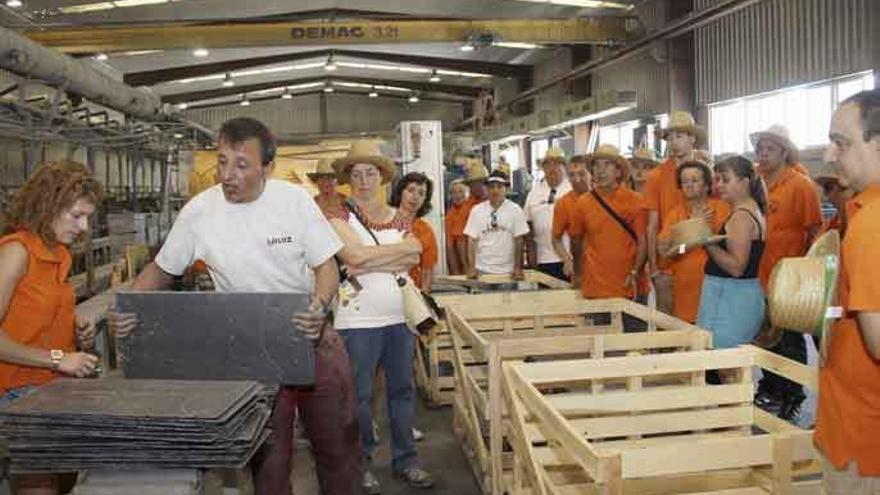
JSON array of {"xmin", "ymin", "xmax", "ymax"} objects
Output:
[
  {"xmin": 339, "ymin": 323, "xmax": 417, "ymax": 472},
  {"xmin": 0, "ymin": 385, "xmax": 34, "ymax": 406},
  {"xmin": 697, "ymin": 275, "xmax": 765, "ymax": 349}
]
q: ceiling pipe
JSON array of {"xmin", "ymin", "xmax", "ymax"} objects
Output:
[{"xmin": 0, "ymin": 25, "xmax": 163, "ymax": 120}]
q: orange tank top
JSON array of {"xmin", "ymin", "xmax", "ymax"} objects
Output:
[{"xmin": 0, "ymin": 230, "xmax": 76, "ymax": 394}]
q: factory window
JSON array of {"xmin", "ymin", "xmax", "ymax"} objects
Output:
[
  {"xmin": 708, "ymin": 71, "xmax": 875, "ymax": 154},
  {"xmin": 598, "ymin": 114, "xmax": 668, "ymax": 157}
]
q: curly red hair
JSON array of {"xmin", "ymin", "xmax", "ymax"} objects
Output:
[{"xmin": 3, "ymin": 161, "xmax": 103, "ymax": 246}]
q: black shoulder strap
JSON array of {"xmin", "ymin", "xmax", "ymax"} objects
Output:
[
  {"xmin": 345, "ymin": 199, "xmax": 381, "ymax": 246},
  {"xmin": 733, "ymin": 207, "xmax": 764, "ymax": 241},
  {"xmin": 591, "ymin": 191, "xmax": 637, "ymax": 242}
]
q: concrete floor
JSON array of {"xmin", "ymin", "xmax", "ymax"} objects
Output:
[{"xmin": 368, "ymin": 400, "xmax": 481, "ymax": 495}]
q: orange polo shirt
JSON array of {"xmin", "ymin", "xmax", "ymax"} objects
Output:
[
  {"xmin": 814, "ymin": 184, "xmax": 880, "ymax": 475},
  {"xmin": 792, "ymin": 162, "xmax": 810, "ymax": 177},
  {"xmin": 552, "ymin": 190, "xmax": 585, "ymax": 239},
  {"xmin": 758, "ymin": 167, "xmax": 823, "ymax": 287},
  {"xmin": 0, "ymin": 231, "xmax": 76, "ymax": 394},
  {"xmin": 643, "ymin": 157, "xmax": 684, "ymax": 224},
  {"xmin": 570, "ymin": 187, "xmax": 646, "ymax": 299},
  {"xmin": 445, "ymin": 197, "xmax": 478, "ymax": 242},
  {"xmin": 658, "ymin": 199, "xmax": 731, "ymax": 323},
  {"xmin": 409, "ymin": 218, "xmax": 438, "ymax": 290}
]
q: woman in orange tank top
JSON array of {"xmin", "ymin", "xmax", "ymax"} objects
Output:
[{"xmin": 0, "ymin": 161, "xmax": 103, "ymax": 494}]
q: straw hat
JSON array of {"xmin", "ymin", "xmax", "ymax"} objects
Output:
[
  {"xmin": 767, "ymin": 230, "xmax": 840, "ymax": 337},
  {"xmin": 749, "ymin": 125, "xmax": 800, "ymax": 165},
  {"xmin": 631, "ymin": 146, "xmax": 659, "ymax": 165},
  {"xmin": 656, "ymin": 111, "xmax": 707, "ymax": 145},
  {"xmin": 813, "ymin": 162, "xmax": 841, "ymax": 188},
  {"xmin": 331, "ymin": 140, "xmax": 396, "ymax": 185},
  {"xmin": 306, "ymin": 158, "xmax": 337, "ymax": 181},
  {"xmin": 588, "ymin": 143, "xmax": 631, "ymax": 183},
  {"xmin": 464, "ymin": 158, "xmax": 489, "ymax": 183},
  {"xmin": 541, "ymin": 147, "xmax": 566, "ymax": 166},
  {"xmin": 664, "ymin": 217, "xmax": 726, "ymax": 257}
]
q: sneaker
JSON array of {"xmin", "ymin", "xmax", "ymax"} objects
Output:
[
  {"xmin": 372, "ymin": 420, "xmax": 380, "ymax": 444},
  {"xmin": 412, "ymin": 427, "xmax": 425, "ymax": 442},
  {"xmin": 394, "ymin": 466, "xmax": 434, "ymax": 489},
  {"xmin": 362, "ymin": 469, "xmax": 381, "ymax": 495},
  {"xmin": 778, "ymin": 394, "xmax": 805, "ymax": 422}
]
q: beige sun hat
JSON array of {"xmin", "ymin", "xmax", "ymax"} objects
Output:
[
  {"xmin": 750, "ymin": 124, "xmax": 800, "ymax": 165},
  {"xmin": 306, "ymin": 158, "xmax": 337, "ymax": 181},
  {"xmin": 767, "ymin": 230, "xmax": 841, "ymax": 355},
  {"xmin": 541, "ymin": 147, "xmax": 566, "ymax": 166},
  {"xmin": 464, "ymin": 158, "xmax": 489, "ymax": 183},
  {"xmin": 656, "ymin": 111, "xmax": 707, "ymax": 146},
  {"xmin": 813, "ymin": 162, "xmax": 842, "ymax": 188},
  {"xmin": 332, "ymin": 140, "xmax": 396, "ymax": 185},
  {"xmin": 631, "ymin": 146, "xmax": 659, "ymax": 165},
  {"xmin": 664, "ymin": 217, "xmax": 726, "ymax": 257},
  {"xmin": 588, "ymin": 143, "xmax": 631, "ymax": 183}
]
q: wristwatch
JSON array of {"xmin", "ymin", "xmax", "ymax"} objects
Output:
[{"xmin": 50, "ymin": 349, "xmax": 64, "ymax": 371}]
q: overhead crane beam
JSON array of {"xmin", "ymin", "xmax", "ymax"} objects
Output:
[
  {"xmin": 27, "ymin": 18, "xmax": 642, "ymax": 54},
  {"xmin": 162, "ymin": 75, "xmax": 483, "ymax": 104},
  {"xmin": 124, "ymin": 48, "xmax": 530, "ymax": 86}
]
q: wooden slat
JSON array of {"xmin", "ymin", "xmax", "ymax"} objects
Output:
[
  {"xmin": 544, "ymin": 383, "xmax": 753, "ymax": 415},
  {"xmin": 513, "ymin": 348, "xmax": 753, "ymax": 384},
  {"xmin": 568, "ymin": 405, "xmax": 753, "ymax": 440},
  {"xmin": 751, "ymin": 345, "xmax": 818, "ymax": 392}
]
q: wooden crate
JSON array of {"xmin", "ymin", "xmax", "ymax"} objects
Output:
[
  {"xmin": 417, "ymin": 290, "xmax": 584, "ymax": 407},
  {"xmin": 503, "ymin": 345, "xmax": 821, "ymax": 495},
  {"xmin": 435, "ymin": 269, "xmax": 572, "ymax": 291},
  {"xmin": 446, "ymin": 297, "xmax": 713, "ymax": 495}
]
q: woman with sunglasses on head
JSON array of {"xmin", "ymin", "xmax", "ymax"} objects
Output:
[
  {"xmin": 698, "ymin": 155, "xmax": 768, "ymax": 365},
  {"xmin": 0, "ymin": 161, "xmax": 103, "ymax": 495},
  {"xmin": 390, "ymin": 172, "xmax": 437, "ymax": 293}
]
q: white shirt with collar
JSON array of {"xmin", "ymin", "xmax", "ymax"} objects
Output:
[
  {"xmin": 463, "ymin": 199, "xmax": 530, "ymax": 274},
  {"xmin": 524, "ymin": 178, "xmax": 571, "ymax": 264},
  {"xmin": 155, "ymin": 179, "xmax": 342, "ymax": 293}
]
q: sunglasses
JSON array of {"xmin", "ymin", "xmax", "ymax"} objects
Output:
[
  {"xmin": 490, "ymin": 211, "xmax": 498, "ymax": 229},
  {"xmin": 545, "ymin": 188, "xmax": 557, "ymax": 205}
]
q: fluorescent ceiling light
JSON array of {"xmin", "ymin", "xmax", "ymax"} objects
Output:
[
  {"xmin": 94, "ymin": 53, "xmax": 109, "ymax": 61},
  {"xmin": 511, "ymin": 0, "xmax": 632, "ymax": 8},
  {"xmin": 530, "ymin": 104, "xmax": 634, "ymax": 134},
  {"xmin": 493, "ymin": 42, "xmax": 541, "ymax": 50},
  {"xmin": 408, "ymin": 95, "xmax": 420, "ymax": 103},
  {"xmin": 281, "ymin": 89, "xmax": 292, "ymax": 99},
  {"xmin": 240, "ymin": 98, "xmax": 250, "ymax": 107},
  {"xmin": 177, "ymin": 102, "xmax": 188, "ymax": 110},
  {"xmin": 222, "ymin": 73, "xmax": 234, "ymax": 87},
  {"xmin": 113, "ymin": 0, "xmax": 168, "ymax": 6},
  {"xmin": 192, "ymin": 48, "xmax": 209, "ymax": 57},
  {"xmin": 368, "ymin": 91, "xmax": 379, "ymax": 98},
  {"xmin": 459, "ymin": 44, "xmax": 476, "ymax": 52},
  {"xmin": 6, "ymin": 0, "xmax": 23, "ymax": 8},
  {"xmin": 250, "ymin": 82, "xmax": 324, "ymax": 96},
  {"xmin": 60, "ymin": 2, "xmax": 115, "ymax": 13},
  {"xmin": 324, "ymin": 58, "xmax": 337, "ymax": 71},
  {"xmin": 429, "ymin": 71, "xmax": 441, "ymax": 83},
  {"xmin": 173, "ymin": 133, "xmax": 183, "ymax": 139},
  {"xmin": 121, "ymin": 50, "xmax": 162, "ymax": 56}
]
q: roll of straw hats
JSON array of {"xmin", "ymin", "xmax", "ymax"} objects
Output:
[{"xmin": 664, "ymin": 217, "xmax": 726, "ymax": 257}]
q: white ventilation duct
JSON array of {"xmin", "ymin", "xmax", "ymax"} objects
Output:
[{"xmin": 0, "ymin": 26, "xmax": 163, "ymax": 120}]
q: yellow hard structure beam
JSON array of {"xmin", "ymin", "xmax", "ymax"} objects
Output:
[{"xmin": 27, "ymin": 18, "xmax": 641, "ymax": 54}]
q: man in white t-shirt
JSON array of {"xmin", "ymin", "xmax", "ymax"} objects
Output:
[
  {"xmin": 464, "ymin": 170, "xmax": 530, "ymax": 279},
  {"xmin": 109, "ymin": 118, "xmax": 360, "ymax": 495},
  {"xmin": 524, "ymin": 147, "xmax": 571, "ymax": 280}
]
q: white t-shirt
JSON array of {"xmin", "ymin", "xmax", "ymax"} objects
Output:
[
  {"xmin": 334, "ymin": 210, "xmax": 408, "ymax": 330},
  {"xmin": 155, "ymin": 180, "xmax": 342, "ymax": 293},
  {"xmin": 524, "ymin": 178, "xmax": 571, "ymax": 264},
  {"xmin": 463, "ymin": 199, "xmax": 530, "ymax": 274}
]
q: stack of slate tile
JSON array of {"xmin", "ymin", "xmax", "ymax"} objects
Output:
[{"xmin": 0, "ymin": 378, "xmax": 270, "ymax": 473}]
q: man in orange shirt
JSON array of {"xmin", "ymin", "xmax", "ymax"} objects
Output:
[
  {"xmin": 750, "ymin": 125, "xmax": 823, "ymax": 420},
  {"xmin": 444, "ymin": 179, "xmax": 471, "ymax": 275},
  {"xmin": 551, "ymin": 155, "xmax": 591, "ymax": 284},
  {"xmin": 570, "ymin": 144, "xmax": 647, "ymax": 302},
  {"xmin": 815, "ymin": 89, "xmax": 880, "ymax": 494}
]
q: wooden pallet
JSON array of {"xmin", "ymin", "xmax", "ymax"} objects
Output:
[
  {"xmin": 446, "ymin": 296, "xmax": 713, "ymax": 495},
  {"xmin": 503, "ymin": 345, "xmax": 821, "ymax": 495},
  {"xmin": 418, "ymin": 290, "xmax": 584, "ymax": 407},
  {"xmin": 436, "ymin": 269, "xmax": 571, "ymax": 291}
]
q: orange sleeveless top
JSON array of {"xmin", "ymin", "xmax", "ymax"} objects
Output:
[{"xmin": 0, "ymin": 230, "xmax": 76, "ymax": 393}]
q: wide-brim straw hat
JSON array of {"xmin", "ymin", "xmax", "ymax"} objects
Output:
[
  {"xmin": 306, "ymin": 158, "xmax": 337, "ymax": 181},
  {"xmin": 588, "ymin": 143, "xmax": 631, "ymax": 183},
  {"xmin": 813, "ymin": 162, "xmax": 841, "ymax": 187},
  {"xmin": 464, "ymin": 158, "xmax": 489, "ymax": 183},
  {"xmin": 630, "ymin": 146, "xmax": 659, "ymax": 166},
  {"xmin": 750, "ymin": 124, "xmax": 800, "ymax": 165},
  {"xmin": 331, "ymin": 140, "xmax": 396, "ymax": 185},
  {"xmin": 656, "ymin": 111, "xmax": 707, "ymax": 146},
  {"xmin": 767, "ymin": 230, "xmax": 840, "ymax": 339},
  {"xmin": 664, "ymin": 217, "xmax": 726, "ymax": 257},
  {"xmin": 541, "ymin": 147, "xmax": 566, "ymax": 166}
]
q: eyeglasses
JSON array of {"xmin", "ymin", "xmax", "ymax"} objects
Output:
[
  {"xmin": 546, "ymin": 188, "xmax": 557, "ymax": 205},
  {"xmin": 490, "ymin": 211, "xmax": 498, "ymax": 229}
]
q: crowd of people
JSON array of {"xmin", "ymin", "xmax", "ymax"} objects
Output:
[{"xmin": 0, "ymin": 87, "xmax": 876, "ymax": 495}]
